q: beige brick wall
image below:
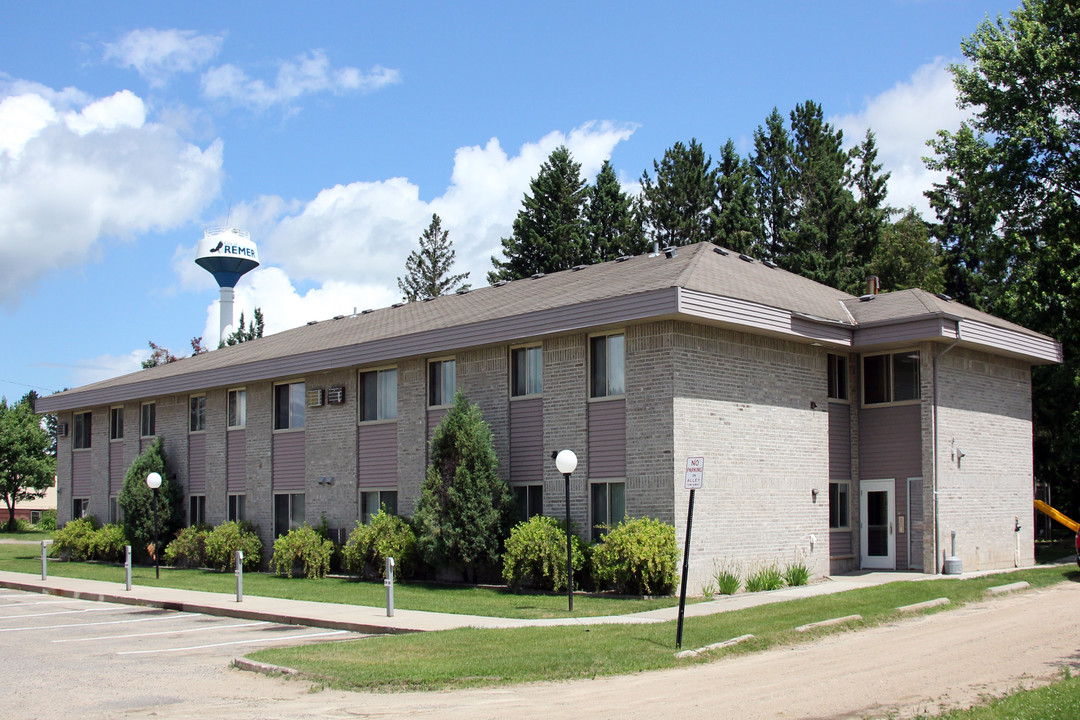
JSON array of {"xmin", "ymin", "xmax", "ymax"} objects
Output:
[
  {"xmin": 458, "ymin": 346, "xmax": 510, "ymax": 483},
  {"xmin": 397, "ymin": 358, "xmax": 427, "ymax": 515},
  {"xmin": 204, "ymin": 388, "xmax": 228, "ymax": 524},
  {"xmin": 244, "ymin": 381, "xmax": 274, "ymax": 552},
  {"xmin": 542, "ymin": 334, "xmax": 590, "ymax": 530},
  {"xmin": 304, "ymin": 369, "xmax": 359, "ymax": 533}
]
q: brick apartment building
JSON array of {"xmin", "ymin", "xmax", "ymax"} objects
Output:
[{"xmin": 37, "ymin": 242, "xmax": 1061, "ymax": 589}]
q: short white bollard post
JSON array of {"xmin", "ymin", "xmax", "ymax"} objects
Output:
[
  {"xmin": 235, "ymin": 550, "xmax": 243, "ymax": 602},
  {"xmin": 41, "ymin": 540, "xmax": 47, "ymax": 580},
  {"xmin": 385, "ymin": 557, "xmax": 395, "ymax": 617},
  {"xmin": 125, "ymin": 545, "xmax": 132, "ymax": 591}
]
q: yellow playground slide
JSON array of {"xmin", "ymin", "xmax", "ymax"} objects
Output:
[{"xmin": 1034, "ymin": 499, "xmax": 1080, "ymax": 533}]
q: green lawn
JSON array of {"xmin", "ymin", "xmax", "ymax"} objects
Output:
[
  {"xmin": 913, "ymin": 670, "xmax": 1079, "ymax": 719},
  {"xmin": 0, "ymin": 543, "xmax": 687, "ymax": 619},
  {"xmin": 0, "ymin": 530, "xmax": 53, "ymax": 542},
  {"xmin": 247, "ymin": 566, "xmax": 1078, "ymax": 692}
]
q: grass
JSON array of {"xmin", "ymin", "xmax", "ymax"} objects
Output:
[
  {"xmin": 911, "ymin": 669, "xmax": 1080, "ymax": 719},
  {"xmin": 248, "ymin": 565, "xmax": 1078, "ymax": 692},
  {"xmin": 0, "ymin": 543, "xmax": 687, "ymax": 619},
  {"xmin": 0, "ymin": 530, "xmax": 53, "ymax": 542}
]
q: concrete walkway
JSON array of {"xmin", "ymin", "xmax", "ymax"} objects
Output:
[{"xmin": 0, "ymin": 563, "xmax": 1042, "ymax": 635}]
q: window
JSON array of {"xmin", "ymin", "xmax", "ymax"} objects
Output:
[
  {"xmin": 513, "ymin": 484, "xmax": 543, "ymax": 522},
  {"xmin": 109, "ymin": 497, "xmax": 122, "ymax": 524},
  {"xmin": 360, "ymin": 369, "xmax": 398, "ymax": 421},
  {"xmin": 590, "ymin": 334, "xmax": 625, "ymax": 398},
  {"xmin": 360, "ymin": 490, "xmax": 398, "ymax": 524},
  {"xmin": 228, "ymin": 494, "xmax": 246, "ymax": 522},
  {"xmin": 428, "ymin": 359, "xmax": 456, "ymax": 407},
  {"xmin": 274, "ymin": 382, "xmax": 306, "ymax": 430},
  {"xmin": 73, "ymin": 411, "xmax": 92, "ymax": 449},
  {"xmin": 827, "ymin": 354, "xmax": 848, "ymax": 400},
  {"xmin": 30, "ymin": 510, "xmax": 42, "ymax": 525},
  {"xmin": 140, "ymin": 403, "xmax": 156, "ymax": 437},
  {"xmin": 72, "ymin": 498, "xmax": 89, "ymax": 519},
  {"xmin": 189, "ymin": 395, "xmax": 206, "ymax": 432},
  {"xmin": 829, "ymin": 482, "xmax": 850, "ymax": 529},
  {"xmin": 109, "ymin": 407, "xmax": 124, "ymax": 440},
  {"xmin": 511, "ymin": 346, "xmax": 543, "ymax": 397},
  {"xmin": 227, "ymin": 389, "xmax": 247, "ymax": 429},
  {"xmin": 590, "ymin": 481, "xmax": 626, "ymax": 542},
  {"xmin": 863, "ymin": 351, "xmax": 921, "ymax": 405},
  {"xmin": 188, "ymin": 495, "xmax": 206, "ymax": 526},
  {"xmin": 274, "ymin": 493, "xmax": 305, "ymax": 537}
]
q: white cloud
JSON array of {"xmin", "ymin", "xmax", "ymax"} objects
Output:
[
  {"xmin": 64, "ymin": 349, "xmax": 149, "ymax": 387},
  {"xmin": 104, "ymin": 28, "xmax": 225, "ymax": 87},
  {"xmin": 0, "ymin": 85, "xmax": 225, "ymax": 306},
  {"xmin": 201, "ymin": 50, "xmax": 400, "ymax": 110},
  {"xmin": 832, "ymin": 58, "xmax": 971, "ymax": 218}
]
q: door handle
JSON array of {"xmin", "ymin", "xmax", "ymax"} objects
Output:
[{"xmin": 890, "ymin": 522, "xmax": 893, "ymax": 535}]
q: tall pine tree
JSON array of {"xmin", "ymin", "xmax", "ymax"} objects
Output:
[
  {"xmin": 848, "ymin": 129, "xmax": 893, "ymax": 273},
  {"xmin": 638, "ymin": 139, "xmax": 719, "ymax": 247},
  {"xmin": 398, "ymin": 214, "xmax": 470, "ymax": 300},
  {"xmin": 712, "ymin": 139, "xmax": 758, "ymax": 254},
  {"xmin": 584, "ymin": 160, "xmax": 645, "ymax": 262},
  {"xmin": 751, "ymin": 108, "xmax": 795, "ymax": 260}
]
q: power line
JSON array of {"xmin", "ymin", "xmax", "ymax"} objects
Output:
[{"xmin": 0, "ymin": 378, "xmax": 55, "ymax": 393}]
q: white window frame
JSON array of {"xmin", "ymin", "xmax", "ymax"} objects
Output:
[
  {"xmin": 589, "ymin": 479, "xmax": 626, "ymax": 542},
  {"xmin": 188, "ymin": 495, "xmax": 206, "ymax": 526},
  {"xmin": 72, "ymin": 498, "xmax": 89, "ymax": 519},
  {"xmin": 510, "ymin": 345, "xmax": 543, "ymax": 398},
  {"xmin": 227, "ymin": 388, "xmax": 247, "ymax": 429},
  {"xmin": 428, "ymin": 358, "xmax": 456, "ymax": 408},
  {"xmin": 360, "ymin": 489, "xmax": 399, "ymax": 524},
  {"xmin": 189, "ymin": 395, "xmax": 206, "ymax": 433},
  {"xmin": 140, "ymin": 402, "xmax": 156, "ymax": 438},
  {"xmin": 273, "ymin": 381, "xmax": 306, "ymax": 431},
  {"xmin": 359, "ymin": 367, "xmax": 398, "ymax": 423},
  {"xmin": 109, "ymin": 406, "xmax": 124, "ymax": 441},
  {"xmin": 589, "ymin": 332, "xmax": 626, "ymax": 400},
  {"xmin": 861, "ymin": 350, "xmax": 921, "ymax": 407}
]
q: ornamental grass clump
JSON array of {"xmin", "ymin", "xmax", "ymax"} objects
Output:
[
  {"xmin": 783, "ymin": 554, "xmax": 812, "ymax": 587},
  {"xmin": 712, "ymin": 560, "xmax": 742, "ymax": 595},
  {"xmin": 501, "ymin": 514, "xmax": 585, "ymax": 592},
  {"xmin": 744, "ymin": 561, "xmax": 785, "ymax": 592},
  {"xmin": 591, "ymin": 517, "xmax": 678, "ymax": 596},
  {"xmin": 271, "ymin": 525, "xmax": 334, "ymax": 579},
  {"xmin": 343, "ymin": 510, "xmax": 418, "ymax": 580}
]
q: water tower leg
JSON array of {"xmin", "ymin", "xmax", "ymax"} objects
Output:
[{"xmin": 219, "ymin": 286, "xmax": 235, "ymax": 344}]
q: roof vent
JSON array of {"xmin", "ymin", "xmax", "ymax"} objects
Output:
[
  {"xmin": 307, "ymin": 320, "xmax": 318, "ymax": 326},
  {"xmin": 531, "ymin": 272, "xmax": 545, "ymax": 279},
  {"xmin": 391, "ymin": 302, "xmax": 405, "ymax": 308},
  {"xmin": 859, "ymin": 294, "xmax": 876, "ymax": 302},
  {"xmin": 739, "ymin": 254, "xmax": 754, "ymax": 263},
  {"xmin": 615, "ymin": 255, "xmax": 632, "ymax": 263},
  {"xmin": 865, "ymin": 275, "xmax": 881, "ymax": 296},
  {"xmin": 333, "ymin": 315, "xmax": 345, "ymax": 320},
  {"xmin": 493, "ymin": 280, "xmax": 508, "ymax": 287},
  {"xmin": 713, "ymin": 247, "xmax": 729, "ymax": 256},
  {"xmin": 936, "ymin": 292, "xmax": 953, "ymax": 302},
  {"xmin": 361, "ymin": 308, "xmax": 374, "ymax": 314},
  {"xmin": 663, "ymin": 246, "xmax": 677, "ymax": 259},
  {"xmin": 762, "ymin": 259, "xmax": 778, "ymax": 269},
  {"xmin": 456, "ymin": 287, "xmax": 470, "ymax": 294},
  {"xmin": 571, "ymin": 264, "xmax": 587, "ymax": 271},
  {"xmin": 423, "ymin": 296, "xmax": 435, "ymax": 302}
]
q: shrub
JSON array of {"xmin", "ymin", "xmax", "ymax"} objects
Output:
[
  {"xmin": 783, "ymin": 555, "xmax": 812, "ymax": 587},
  {"xmin": 591, "ymin": 517, "xmax": 679, "ymax": 596},
  {"xmin": 12, "ymin": 517, "xmax": 34, "ymax": 532},
  {"xmin": 713, "ymin": 560, "xmax": 742, "ymax": 595},
  {"xmin": 343, "ymin": 511, "xmax": 418, "ymax": 580},
  {"xmin": 501, "ymin": 515, "xmax": 586, "ymax": 592},
  {"xmin": 50, "ymin": 516, "xmax": 99, "ymax": 560},
  {"xmin": 87, "ymin": 523, "xmax": 128, "ymax": 562},
  {"xmin": 271, "ymin": 525, "xmax": 333, "ymax": 579},
  {"xmin": 205, "ymin": 521, "xmax": 263, "ymax": 571},
  {"xmin": 118, "ymin": 438, "xmax": 183, "ymax": 562},
  {"xmin": 745, "ymin": 562, "xmax": 785, "ymax": 592},
  {"xmin": 164, "ymin": 526, "xmax": 210, "ymax": 568},
  {"xmin": 37, "ymin": 509, "xmax": 57, "ymax": 531}
]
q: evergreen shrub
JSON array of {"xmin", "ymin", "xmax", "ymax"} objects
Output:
[
  {"xmin": 591, "ymin": 517, "xmax": 679, "ymax": 596},
  {"xmin": 271, "ymin": 525, "xmax": 333, "ymax": 579},
  {"xmin": 343, "ymin": 510, "xmax": 417, "ymax": 580},
  {"xmin": 501, "ymin": 515, "xmax": 585, "ymax": 592},
  {"xmin": 118, "ymin": 438, "xmax": 183, "ymax": 562}
]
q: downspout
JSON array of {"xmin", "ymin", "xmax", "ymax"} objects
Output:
[{"xmin": 932, "ymin": 320, "xmax": 962, "ymax": 574}]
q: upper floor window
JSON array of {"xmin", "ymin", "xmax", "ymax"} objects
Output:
[
  {"xmin": 360, "ymin": 368, "xmax": 398, "ymax": 421},
  {"xmin": 274, "ymin": 381, "xmax": 306, "ymax": 430},
  {"xmin": 109, "ymin": 407, "xmax": 124, "ymax": 441},
  {"xmin": 228, "ymin": 389, "xmax": 246, "ymax": 429},
  {"xmin": 863, "ymin": 351, "xmax": 920, "ymax": 405},
  {"xmin": 428, "ymin": 359, "xmax": 456, "ymax": 407},
  {"xmin": 590, "ymin": 333, "xmax": 625, "ymax": 398},
  {"xmin": 140, "ymin": 402, "xmax": 156, "ymax": 437},
  {"xmin": 73, "ymin": 411, "xmax": 92, "ymax": 449},
  {"xmin": 511, "ymin": 346, "xmax": 543, "ymax": 397},
  {"xmin": 189, "ymin": 395, "xmax": 206, "ymax": 432},
  {"xmin": 827, "ymin": 354, "xmax": 848, "ymax": 400}
]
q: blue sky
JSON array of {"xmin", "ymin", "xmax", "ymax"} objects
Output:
[{"xmin": 1, "ymin": 1, "xmax": 1019, "ymax": 400}]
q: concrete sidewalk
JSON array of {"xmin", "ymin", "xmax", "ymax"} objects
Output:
[{"xmin": 0, "ymin": 564, "xmax": 1030, "ymax": 635}]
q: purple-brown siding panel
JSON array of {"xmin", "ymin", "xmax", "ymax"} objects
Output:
[
  {"xmin": 72, "ymin": 452, "xmax": 91, "ymax": 496},
  {"xmin": 227, "ymin": 430, "xmax": 246, "ymax": 493},
  {"xmin": 858, "ymin": 404, "xmax": 921, "ymax": 480},
  {"xmin": 109, "ymin": 443, "xmax": 125, "ymax": 495},
  {"xmin": 358, "ymin": 422, "xmax": 397, "ymax": 488},
  {"xmin": 830, "ymin": 530, "xmax": 853, "ymax": 557},
  {"xmin": 510, "ymin": 399, "xmax": 544, "ymax": 482},
  {"xmin": 588, "ymin": 399, "xmax": 626, "ymax": 477},
  {"xmin": 272, "ymin": 431, "xmax": 306, "ymax": 492},
  {"xmin": 828, "ymin": 402, "xmax": 851, "ymax": 481},
  {"xmin": 187, "ymin": 433, "xmax": 206, "ymax": 494}
]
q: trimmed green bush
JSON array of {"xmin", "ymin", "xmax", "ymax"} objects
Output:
[
  {"xmin": 271, "ymin": 525, "xmax": 333, "ymax": 579},
  {"xmin": 87, "ymin": 523, "xmax": 127, "ymax": 562},
  {"xmin": 502, "ymin": 515, "xmax": 586, "ymax": 592},
  {"xmin": 591, "ymin": 517, "xmax": 679, "ymax": 596},
  {"xmin": 164, "ymin": 526, "xmax": 210, "ymax": 568},
  {"xmin": 37, "ymin": 509, "xmax": 57, "ymax": 531},
  {"xmin": 343, "ymin": 510, "xmax": 418, "ymax": 580},
  {"xmin": 50, "ymin": 516, "xmax": 99, "ymax": 560},
  {"xmin": 205, "ymin": 521, "xmax": 263, "ymax": 571}
]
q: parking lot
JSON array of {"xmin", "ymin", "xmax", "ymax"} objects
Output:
[{"xmin": 0, "ymin": 588, "xmax": 373, "ymax": 717}]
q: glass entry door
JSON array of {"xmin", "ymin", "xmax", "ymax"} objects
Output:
[{"xmin": 861, "ymin": 479, "xmax": 895, "ymax": 570}]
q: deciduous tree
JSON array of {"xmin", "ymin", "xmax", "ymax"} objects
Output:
[{"xmin": 0, "ymin": 396, "xmax": 54, "ymax": 530}]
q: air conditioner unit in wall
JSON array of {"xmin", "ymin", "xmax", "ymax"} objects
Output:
[
  {"xmin": 307, "ymin": 389, "xmax": 325, "ymax": 407},
  {"xmin": 326, "ymin": 386, "xmax": 345, "ymax": 405},
  {"xmin": 57, "ymin": 423, "xmax": 68, "ymax": 437}
]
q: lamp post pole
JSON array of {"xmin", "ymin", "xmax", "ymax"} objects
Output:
[
  {"xmin": 554, "ymin": 450, "xmax": 578, "ymax": 613},
  {"xmin": 146, "ymin": 472, "xmax": 162, "ymax": 579}
]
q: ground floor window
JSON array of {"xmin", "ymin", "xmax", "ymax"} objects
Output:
[
  {"xmin": 228, "ymin": 494, "xmax": 246, "ymax": 522},
  {"xmin": 188, "ymin": 495, "xmax": 206, "ymax": 526},
  {"xmin": 274, "ymin": 493, "xmax": 305, "ymax": 537},
  {"xmin": 30, "ymin": 510, "xmax": 42, "ymax": 525},
  {"xmin": 512, "ymin": 484, "xmax": 543, "ymax": 523},
  {"xmin": 360, "ymin": 490, "xmax": 398, "ymax": 523},
  {"xmin": 829, "ymin": 482, "xmax": 850, "ymax": 529},
  {"xmin": 590, "ymin": 481, "xmax": 625, "ymax": 542},
  {"xmin": 72, "ymin": 498, "xmax": 89, "ymax": 519},
  {"xmin": 109, "ymin": 497, "xmax": 121, "ymax": 525}
]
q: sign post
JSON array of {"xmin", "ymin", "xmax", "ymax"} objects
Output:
[{"xmin": 676, "ymin": 457, "xmax": 703, "ymax": 649}]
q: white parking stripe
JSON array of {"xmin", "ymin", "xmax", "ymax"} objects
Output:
[
  {"xmin": 52, "ymin": 621, "xmax": 270, "ymax": 643},
  {"xmin": 0, "ymin": 613, "xmax": 190, "ymax": 633},
  {"xmin": 117, "ymin": 629, "xmax": 350, "ymax": 654},
  {"xmin": 0, "ymin": 599, "xmax": 92, "ymax": 609},
  {"xmin": 0, "ymin": 607, "xmax": 119, "ymax": 620}
]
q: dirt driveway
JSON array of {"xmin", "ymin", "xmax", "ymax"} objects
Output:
[{"xmin": 26, "ymin": 580, "xmax": 1080, "ymax": 719}]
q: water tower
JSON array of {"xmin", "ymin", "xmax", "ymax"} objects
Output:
[{"xmin": 195, "ymin": 227, "xmax": 260, "ymax": 344}]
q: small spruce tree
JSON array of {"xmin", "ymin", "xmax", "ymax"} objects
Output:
[
  {"xmin": 397, "ymin": 214, "xmax": 470, "ymax": 301},
  {"xmin": 118, "ymin": 437, "xmax": 183, "ymax": 562}
]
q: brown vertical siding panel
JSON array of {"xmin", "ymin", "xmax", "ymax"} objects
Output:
[
  {"xmin": 829, "ymin": 530, "xmax": 853, "ymax": 556},
  {"xmin": 109, "ymin": 444, "xmax": 125, "ymax": 495},
  {"xmin": 358, "ymin": 423, "xmax": 398, "ymax": 488},
  {"xmin": 510, "ymin": 398, "xmax": 544, "ymax": 482},
  {"xmin": 187, "ymin": 434, "xmax": 206, "ymax": 494},
  {"xmin": 828, "ymin": 402, "xmax": 851, "ymax": 480},
  {"xmin": 588, "ymin": 399, "xmax": 626, "ymax": 477},
  {"xmin": 72, "ymin": 452, "xmax": 91, "ymax": 496},
  {"xmin": 858, "ymin": 404, "xmax": 921, "ymax": 479},
  {"xmin": 227, "ymin": 430, "xmax": 246, "ymax": 493},
  {"xmin": 272, "ymin": 431, "xmax": 306, "ymax": 492}
]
